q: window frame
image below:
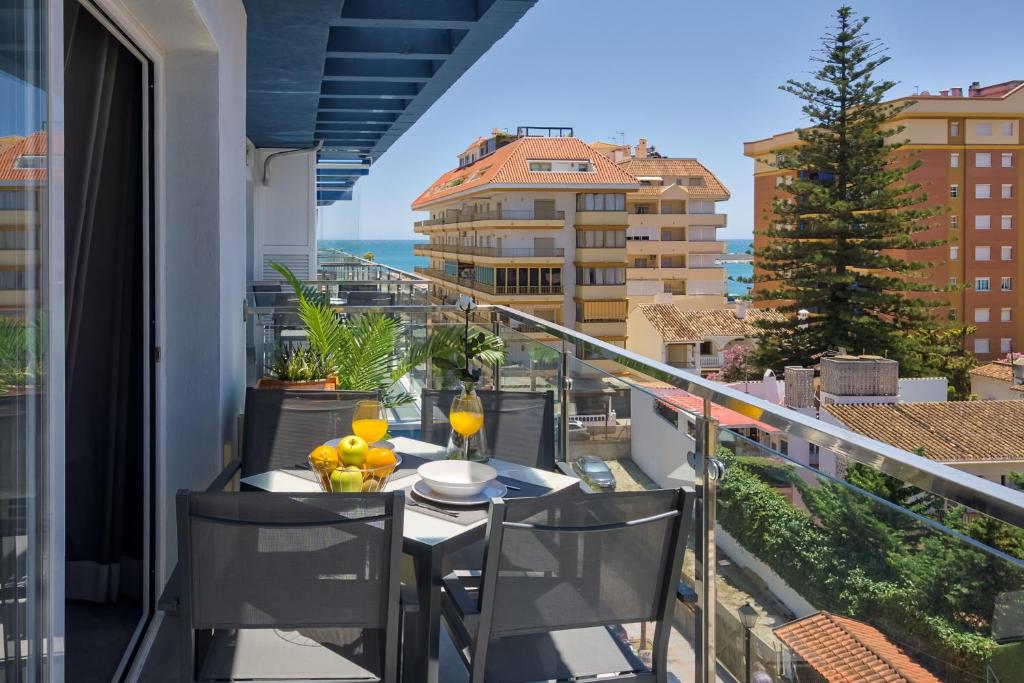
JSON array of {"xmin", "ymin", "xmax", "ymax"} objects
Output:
[
  {"xmin": 975, "ymin": 276, "xmax": 991, "ymax": 292},
  {"xmin": 976, "ymin": 152, "xmax": 992, "ymax": 168}
]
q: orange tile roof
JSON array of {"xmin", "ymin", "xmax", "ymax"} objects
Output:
[
  {"xmin": 412, "ymin": 136, "xmax": 639, "ymax": 209},
  {"xmin": 654, "ymin": 388, "xmax": 778, "ymax": 432},
  {"xmin": 969, "ymin": 361, "xmax": 1024, "ymax": 391},
  {"xmin": 775, "ymin": 611, "xmax": 941, "ymax": 683},
  {"xmin": 616, "ymin": 158, "xmax": 730, "ymax": 199},
  {"xmin": 822, "ymin": 401, "xmax": 1024, "ymax": 463},
  {"xmin": 0, "ymin": 132, "xmax": 46, "ymax": 182}
]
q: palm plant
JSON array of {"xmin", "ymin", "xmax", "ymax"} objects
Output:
[{"xmin": 271, "ymin": 262, "xmax": 505, "ymax": 406}]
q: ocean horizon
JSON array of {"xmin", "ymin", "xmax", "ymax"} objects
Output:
[{"xmin": 319, "ymin": 238, "xmax": 754, "ymax": 297}]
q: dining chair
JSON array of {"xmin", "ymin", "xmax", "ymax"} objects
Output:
[
  {"xmin": 440, "ymin": 489, "xmax": 694, "ymax": 683},
  {"xmin": 233, "ymin": 387, "xmax": 379, "ymax": 479},
  {"xmin": 420, "ymin": 389, "xmax": 555, "ymax": 470},
  {"xmin": 176, "ymin": 490, "xmax": 406, "ymax": 682}
]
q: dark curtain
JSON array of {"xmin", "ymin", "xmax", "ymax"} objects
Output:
[{"xmin": 63, "ymin": 0, "xmax": 144, "ymax": 604}]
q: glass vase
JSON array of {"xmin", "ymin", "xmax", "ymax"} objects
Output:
[{"xmin": 446, "ymin": 382, "xmax": 488, "ymax": 462}]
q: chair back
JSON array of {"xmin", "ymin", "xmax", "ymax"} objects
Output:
[
  {"xmin": 477, "ymin": 489, "xmax": 692, "ymax": 639},
  {"xmin": 241, "ymin": 388, "xmax": 378, "ymax": 477},
  {"xmin": 420, "ymin": 389, "xmax": 555, "ymax": 470},
  {"xmin": 177, "ymin": 490, "xmax": 404, "ymax": 631}
]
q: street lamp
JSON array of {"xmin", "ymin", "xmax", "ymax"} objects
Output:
[{"xmin": 738, "ymin": 602, "xmax": 760, "ymax": 683}]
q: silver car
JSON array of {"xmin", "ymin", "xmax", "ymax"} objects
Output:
[{"xmin": 572, "ymin": 455, "xmax": 616, "ymax": 492}]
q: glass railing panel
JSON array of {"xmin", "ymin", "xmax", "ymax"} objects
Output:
[
  {"xmin": 712, "ymin": 427, "xmax": 1024, "ymax": 683},
  {"xmin": 247, "ymin": 279, "xmax": 429, "ymax": 308}
]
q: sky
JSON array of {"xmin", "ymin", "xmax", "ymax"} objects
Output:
[{"xmin": 321, "ymin": 0, "xmax": 1024, "ymax": 241}]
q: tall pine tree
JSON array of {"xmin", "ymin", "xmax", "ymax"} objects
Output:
[{"xmin": 752, "ymin": 6, "xmax": 944, "ymax": 371}]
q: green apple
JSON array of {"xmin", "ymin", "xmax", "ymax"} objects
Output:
[
  {"xmin": 338, "ymin": 434, "xmax": 369, "ymax": 467},
  {"xmin": 330, "ymin": 466, "xmax": 364, "ymax": 493}
]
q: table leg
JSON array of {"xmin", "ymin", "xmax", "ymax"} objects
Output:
[{"xmin": 405, "ymin": 547, "xmax": 444, "ymax": 683}]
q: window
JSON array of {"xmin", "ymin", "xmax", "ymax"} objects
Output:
[
  {"xmin": 576, "ymin": 193, "xmax": 626, "ymax": 211},
  {"xmin": 1003, "ymin": 122, "xmax": 1015, "ymax": 136},
  {"xmin": 974, "ymin": 338, "xmax": 990, "ymax": 354},
  {"xmin": 1002, "ymin": 308, "xmax": 1013, "ymax": 322},
  {"xmin": 975, "ymin": 214, "xmax": 991, "ymax": 229},
  {"xmin": 576, "ymin": 229, "xmax": 626, "ymax": 248},
  {"xmin": 977, "ymin": 122, "xmax": 992, "ymax": 136},
  {"xmin": 1002, "ymin": 153, "xmax": 1014, "ymax": 168},
  {"xmin": 1003, "ymin": 245, "xmax": 1013, "ymax": 261},
  {"xmin": 975, "ymin": 308, "xmax": 990, "ymax": 323},
  {"xmin": 950, "ymin": 184, "xmax": 958, "ymax": 198},
  {"xmin": 576, "ymin": 266, "xmax": 625, "ymax": 285},
  {"xmin": 976, "ymin": 152, "xmax": 992, "ymax": 167},
  {"xmin": 949, "ymin": 214, "xmax": 958, "ymax": 229},
  {"xmin": 976, "ymin": 184, "xmax": 991, "ymax": 199},
  {"xmin": 13, "ymin": 154, "xmax": 44, "ymax": 169},
  {"xmin": 528, "ymin": 161, "xmax": 552, "ymax": 172},
  {"xmin": 779, "ymin": 439, "xmax": 789, "ymax": 456},
  {"xmin": 1002, "ymin": 184, "xmax": 1013, "ymax": 199},
  {"xmin": 948, "ymin": 308, "xmax": 957, "ymax": 321},
  {"xmin": 975, "ymin": 246, "xmax": 990, "ymax": 261},
  {"xmin": 808, "ymin": 443, "xmax": 820, "ymax": 470},
  {"xmin": 950, "ymin": 245, "xmax": 959, "ymax": 260},
  {"xmin": 1002, "ymin": 338, "xmax": 1013, "ymax": 354},
  {"xmin": 975, "ymin": 276, "xmax": 991, "ymax": 292},
  {"xmin": 1003, "ymin": 277, "xmax": 1013, "ymax": 291},
  {"xmin": 1002, "ymin": 215, "xmax": 1013, "ymax": 230},
  {"xmin": 949, "ymin": 276, "xmax": 958, "ymax": 287},
  {"xmin": 950, "ymin": 121, "xmax": 960, "ymax": 137},
  {"xmin": 950, "ymin": 152, "xmax": 960, "ymax": 168}
]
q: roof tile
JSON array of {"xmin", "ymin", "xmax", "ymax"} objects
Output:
[
  {"xmin": 635, "ymin": 304, "xmax": 784, "ymax": 343},
  {"xmin": 616, "ymin": 157, "xmax": 730, "ymax": 199},
  {"xmin": 775, "ymin": 611, "xmax": 941, "ymax": 683}
]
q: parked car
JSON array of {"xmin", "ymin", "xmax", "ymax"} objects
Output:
[{"xmin": 572, "ymin": 455, "xmax": 616, "ymax": 492}]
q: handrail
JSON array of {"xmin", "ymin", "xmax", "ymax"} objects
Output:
[
  {"xmin": 485, "ymin": 304, "xmax": 1024, "ymax": 528},
  {"xmin": 413, "ymin": 209, "xmax": 566, "ymax": 228}
]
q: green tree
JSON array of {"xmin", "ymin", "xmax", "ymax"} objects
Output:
[
  {"xmin": 900, "ymin": 324, "xmax": 979, "ymax": 399},
  {"xmin": 752, "ymin": 6, "xmax": 944, "ymax": 372}
]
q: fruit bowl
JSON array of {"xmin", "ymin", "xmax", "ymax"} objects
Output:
[
  {"xmin": 308, "ymin": 439, "xmax": 402, "ymax": 493},
  {"xmin": 417, "ymin": 460, "xmax": 497, "ymax": 498}
]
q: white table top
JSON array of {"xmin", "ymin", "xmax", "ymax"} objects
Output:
[{"xmin": 241, "ymin": 436, "xmax": 580, "ymax": 547}]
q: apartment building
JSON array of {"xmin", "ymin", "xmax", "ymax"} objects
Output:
[
  {"xmin": 412, "ymin": 128, "xmax": 640, "ymax": 345},
  {"xmin": 744, "ymin": 80, "xmax": 1024, "ymax": 359},
  {"xmin": 596, "ymin": 139, "xmax": 730, "ymax": 310}
]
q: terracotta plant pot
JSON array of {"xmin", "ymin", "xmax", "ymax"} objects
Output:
[{"xmin": 256, "ymin": 376, "xmax": 337, "ymax": 391}]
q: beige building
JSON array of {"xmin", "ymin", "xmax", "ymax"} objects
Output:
[
  {"xmin": 412, "ymin": 129, "xmax": 639, "ymax": 345},
  {"xmin": 970, "ymin": 359, "xmax": 1024, "ymax": 399},
  {"xmin": 626, "ymin": 300, "xmax": 782, "ymax": 374},
  {"xmin": 596, "ymin": 138, "xmax": 731, "ymax": 310}
]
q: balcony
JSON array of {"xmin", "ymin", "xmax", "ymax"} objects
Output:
[
  {"xmin": 414, "ymin": 267, "xmax": 563, "ymax": 298},
  {"xmin": 412, "ymin": 208, "xmax": 566, "ymax": 232},
  {"xmin": 413, "ymin": 242, "xmax": 564, "ymax": 259},
  {"xmin": 230, "ymin": 279, "xmax": 1024, "ymax": 683},
  {"xmin": 627, "ymin": 212, "xmax": 728, "ymax": 230}
]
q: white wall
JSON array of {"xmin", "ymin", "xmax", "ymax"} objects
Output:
[
  {"xmin": 628, "ymin": 391, "xmax": 696, "ymax": 486},
  {"xmin": 253, "ymin": 148, "xmax": 317, "ymax": 278},
  {"xmin": 971, "ymin": 374, "xmax": 1024, "ymax": 400},
  {"xmin": 897, "ymin": 377, "xmax": 948, "ymax": 402}
]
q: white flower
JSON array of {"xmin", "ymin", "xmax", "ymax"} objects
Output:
[{"xmin": 456, "ymin": 294, "xmax": 477, "ymax": 312}]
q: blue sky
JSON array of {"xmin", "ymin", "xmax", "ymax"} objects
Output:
[{"xmin": 320, "ymin": 0, "xmax": 1024, "ymax": 241}]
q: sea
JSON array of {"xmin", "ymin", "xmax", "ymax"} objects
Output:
[{"xmin": 319, "ymin": 238, "xmax": 754, "ymax": 298}]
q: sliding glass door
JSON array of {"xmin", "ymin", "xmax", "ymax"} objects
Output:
[{"xmin": 0, "ymin": 0, "xmax": 58, "ymax": 680}]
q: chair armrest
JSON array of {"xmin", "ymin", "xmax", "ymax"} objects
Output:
[
  {"xmin": 158, "ymin": 564, "xmax": 182, "ymax": 615},
  {"xmin": 677, "ymin": 582, "xmax": 698, "ymax": 604},
  {"xmin": 442, "ymin": 572, "xmax": 479, "ymax": 619},
  {"xmin": 207, "ymin": 459, "xmax": 241, "ymax": 492}
]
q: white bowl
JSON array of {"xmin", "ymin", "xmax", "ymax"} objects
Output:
[{"xmin": 417, "ymin": 460, "xmax": 497, "ymax": 498}]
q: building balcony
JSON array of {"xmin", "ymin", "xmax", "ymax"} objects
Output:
[
  {"xmin": 412, "ymin": 208, "xmax": 566, "ymax": 233},
  {"xmin": 575, "ymin": 283, "xmax": 627, "ymax": 299},
  {"xmin": 627, "ymin": 213, "xmax": 727, "ymax": 229},
  {"xmin": 626, "ymin": 240, "xmax": 727, "ymax": 256},
  {"xmin": 574, "ymin": 210, "xmax": 629, "ymax": 227},
  {"xmin": 574, "ymin": 246, "xmax": 627, "ymax": 264},
  {"xmin": 575, "ymin": 319, "xmax": 627, "ymax": 338},
  {"xmin": 414, "ymin": 267, "xmax": 563, "ymax": 298},
  {"xmin": 413, "ymin": 242, "xmax": 564, "ymax": 259}
]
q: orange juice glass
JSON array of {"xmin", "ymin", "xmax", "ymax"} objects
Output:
[{"xmin": 352, "ymin": 400, "xmax": 388, "ymax": 444}]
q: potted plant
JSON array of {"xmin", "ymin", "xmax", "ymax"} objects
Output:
[
  {"xmin": 256, "ymin": 346, "xmax": 337, "ymax": 391},
  {"xmin": 270, "ymin": 262, "xmax": 506, "ymax": 406}
]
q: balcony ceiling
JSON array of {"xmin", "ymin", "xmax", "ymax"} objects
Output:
[{"xmin": 242, "ymin": 0, "xmax": 537, "ymax": 203}]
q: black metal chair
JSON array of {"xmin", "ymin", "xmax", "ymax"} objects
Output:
[
  {"xmin": 176, "ymin": 490, "xmax": 405, "ymax": 682},
  {"xmin": 420, "ymin": 389, "xmax": 555, "ymax": 470},
  {"xmin": 440, "ymin": 489, "xmax": 694, "ymax": 683},
  {"xmin": 226, "ymin": 387, "xmax": 379, "ymax": 480}
]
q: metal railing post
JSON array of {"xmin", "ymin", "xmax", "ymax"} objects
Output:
[
  {"xmin": 559, "ymin": 339, "xmax": 571, "ymax": 464},
  {"xmin": 491, "ymin": 316, "xmax": 502, "ymax": 390},
  {"xmin": 694, "ymin": 408, "xmax": 724, "ymax": 683}
]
